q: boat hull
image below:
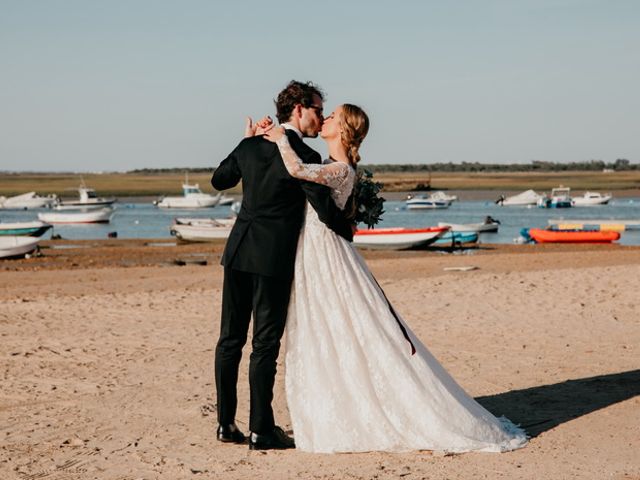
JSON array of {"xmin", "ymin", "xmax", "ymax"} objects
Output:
[
  {"xmin": 170, "ymin": 217, "xmax": 235, "ymax": 242},
  {"xmin": 0, "ymin": 221, "xmax": 52, "ymax": 237},
  {"xmin": 354, "ymin": 227, "xmax": 449, "ymax": 250},
  {"xmin": 437, "ymin": 222, "xmax": 499, "ymax": 233},
  {"xmin": 0, "ymin": 236, "xmax": 40, "ymax": 258},
  {"xmin": 156, "ymin": 197, "xmax": 219, "ymax": 208},
  {"xmin": 406, "ymin": 201, "xmax": 450, "ymax": 210},
  {"xmin": 433, "ymin": 232, "xmax": 479, "ymax": 245},
  {"xmin": 38, "ymin": 208, "xmax": 114, "ymax": 224}
]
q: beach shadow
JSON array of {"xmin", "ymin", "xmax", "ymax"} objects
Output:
[{"xmin": 476, "ymin": 369, "xmax": 640, "ymax": 437}]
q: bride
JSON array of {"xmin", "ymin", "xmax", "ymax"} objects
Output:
[{"xmin": 252, "ymin": 104, "xmax": 528, "ymax": 454}]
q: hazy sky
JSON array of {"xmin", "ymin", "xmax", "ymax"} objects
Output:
[{"xmin": 1, "ymin": 0, "xmax": 638, "ymax": 172}]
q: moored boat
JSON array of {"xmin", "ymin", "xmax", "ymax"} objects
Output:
[
  {"xmin": 155, "ymin": 181, "xmax": 221, "ymax": 209},
  {"xmin": 537, "ymin": 186, "xmax": 573, "ymax": 208},
  {"xmin": 54, "ymin": 185, "xmax": 116, "ymax": 210},
  {"xmin": 527, "ymin": 228, "xmax": 620, "ymax": 243},
  {"xmin": 547, "ymin": 219, "xmax": 640, "ymax": 231},
  {"xmin": 0, "ymin": 192, "xmax": 57, "ymax": 209},
  {"xmin": 433, "ymin": 231, "xmax": 479, "ymax": 246},
  {"xmin": 354, "ymin": 226, "xmax": 450, "ymax": 250},
  {"xmin": 571, "ymin": 191, "xmax": 612, "ymax": 206},
  {"xmin": 170, "ymin": 217, "xmax": 235, "ymax": 242},
  {"xmin": 406, "ymin": 194, "xmax": 451, "ymax": 210},
  {"xmin": 38, "ymin": 207, "xmax": 114, "ymax": 224},
  {"xmin": 0, "ymin": 236, "xmax": 41, "ymax": 259},
  {"xmin": 0, "ymin": 221, "xmax": 52, "ymax": 237},
  {"xmin": 496, "ymin": 189, "xmax": 542, "ymax": 206},
  {"xmin": 438, "ymin": 216, "xmax": 500, "ymax": 233}
]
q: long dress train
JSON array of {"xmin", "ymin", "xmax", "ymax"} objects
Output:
[{"xmin": 275, "ymin": 136, "xmax": 528, "ymax": 453}]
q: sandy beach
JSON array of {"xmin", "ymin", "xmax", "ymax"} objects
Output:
[{"xmin": 1, "ymin": 241, "xmax": 639, "ymax": 479}]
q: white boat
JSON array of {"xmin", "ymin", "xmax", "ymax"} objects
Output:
[
  {"xmin": 572, "ymin": 191, "xmax": 612, "ymax": 206},
  {"xmin": 155, "ymin": 180, "xmax": 221, "ymax": 209},
  {"xmin": 38, "ymin": 207, "xmax": 114, "ymax": 224},
  {"xmin": 354, "ymin": 226, "xmax": 450, "ymax": 250},
  {"xmin": 0, "ymin": 192, "xmax": 57, "ymax": 209},
  {"xmin": 429, "ymin": 191, "xmax": 458, "ymax": 202},
  {"xmin": 496, "ymin": 189, "xmax": 542, "ymax": 206},
  {"xmin": 406, "ymin": 194, "xmax": 451, "ymax": 210},
  {"xmin": 170, "ymin": 217, "xmax": 235, "ymax": 242},
  {"xmin": 438, "ymin": 217, "xmax": 500, "ymax": 233},
  {"xmin": 217, "ymin": 194, "xmax": 235, "ymax": 206},
  {"xmin": 0, "ymin": 221, "xmax": 52, "ymax": 237},
  {"xmin": 538, "ymin": 186, "xmax": 572, "ymax": 208},
  {"xmin": 0, "ymin": 236, "xmax": 41, "ymax": 259},
  {"xmin": 54, "ymin": 185, "xmax": 116, "ymax": 210}
]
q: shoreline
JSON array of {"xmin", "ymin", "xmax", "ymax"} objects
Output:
[{"xmin": 2, "ymin": 238, "xmax": 640, "ymax": 272}]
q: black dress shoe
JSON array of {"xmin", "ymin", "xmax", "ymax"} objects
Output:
[
  {"xmin": 217, "ymin": 424, "xmax": 246, "ymax": 443},
  {"xmin": 249, "ymin": 426, "xmax": 295, "ymax": 450}
]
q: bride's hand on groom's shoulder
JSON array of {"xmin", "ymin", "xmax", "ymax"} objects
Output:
[
  {"xmin": 244, "ymin": 116, "xmax": 275, "ymax": 137},
  {"xmin": 263, "ymin": 125, "xmax": 285, "ymax": 143}
]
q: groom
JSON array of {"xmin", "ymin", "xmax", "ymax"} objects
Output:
[{"xmin": 211, "ymin": 80, "xmax": 354, "ymax": 450}]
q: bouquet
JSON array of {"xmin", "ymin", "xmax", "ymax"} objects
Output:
[{"xmin": 353, "ymin": 168, "xmax": 385, "ymax": 229}]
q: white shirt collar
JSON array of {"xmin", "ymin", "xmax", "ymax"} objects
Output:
[{"xmin": 281, "ymin": 123, "xmax": 303, "ymax": 139}]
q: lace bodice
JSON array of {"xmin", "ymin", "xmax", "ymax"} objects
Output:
[{"xmin": 276, "ymin": 136, "xmax": 355, "ymax": 210}]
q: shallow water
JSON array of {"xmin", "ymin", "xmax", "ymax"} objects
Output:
[{"xmin": 2, "ymin": 198, "xmax": 640, "ymax": 245}]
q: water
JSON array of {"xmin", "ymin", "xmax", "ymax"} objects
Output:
[{"xmin": 2, "ymin": 198, "xmax": 640, "ymax": 245}]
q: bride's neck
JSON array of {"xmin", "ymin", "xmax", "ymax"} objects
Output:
[{"xmin": 327, "ymin": 138, "xmax": 349, "ymax": 164}]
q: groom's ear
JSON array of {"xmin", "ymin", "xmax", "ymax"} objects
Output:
[{"xmin": 292, "ymin": 103, "xmax": 303, "ymax": 119}]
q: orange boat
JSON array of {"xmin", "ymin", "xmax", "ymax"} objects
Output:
[{"xmin": 528, "ymin": 228, "xmax": 620, "ymax": 243}]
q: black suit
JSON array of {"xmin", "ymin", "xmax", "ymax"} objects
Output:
[{"xmin": 211, "ymin": 130, "xmax": 352, "ymax": 434}]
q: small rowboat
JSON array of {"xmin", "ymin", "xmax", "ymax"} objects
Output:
[
  {"xmin": 528, "ymin": 228, "xmax": 620, "ymax": 243},
  {"xmin": 0, "ymin": 236, "xmax": 41, "ymax": 258},
  {"xmin": 354, "ymin": 226, "xmax": 450, "ymax": 250},
  {"xmin": 170, "ymin": 217, "xmax": 235, "ymax": 242},
  {"xmin": 433, "ymin": 231, "xmax": 479, "ymax": 246},
  {"xmin": 38, "ymin": 207, "xmax": 114, "ymax": 224},
  {"xmin": 0, "ymin": 221, "xmax": 52, "ymax": 237}
]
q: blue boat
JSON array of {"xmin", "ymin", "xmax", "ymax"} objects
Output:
[
  {"xmin": 433, "ymin": 231, "xmax": 479, "ymax": 246},
  {"xmin": 0, "ymin": 221, "xmax": 53, "ymax": 237}
]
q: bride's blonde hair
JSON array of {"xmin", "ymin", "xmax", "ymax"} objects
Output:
[{"xmin": 340, "ymin": 104, "xmax": 369, "ymax": 167}]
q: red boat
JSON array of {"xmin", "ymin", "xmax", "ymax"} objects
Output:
[{"xmin": 528, "ymin": 228, "xmax": 620, "ymax": 244}]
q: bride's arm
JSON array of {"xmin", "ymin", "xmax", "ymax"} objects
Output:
[{"xmin": 265, "ymin": 127, "xmax": 349, "ymax": 187}]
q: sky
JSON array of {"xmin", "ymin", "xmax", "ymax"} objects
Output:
[{"xmin": 1, "ymin": 0, "xmax": 638, "ymax": 172}]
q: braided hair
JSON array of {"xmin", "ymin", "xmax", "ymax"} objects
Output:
[{"xmin": 340, "ymin": 104, "xmax": 370, "ymax": 167}]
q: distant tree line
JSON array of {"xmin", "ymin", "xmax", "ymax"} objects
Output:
[
  {"xmin": 128, "ymin": 167, "xmax": 213, "ymax": 174},
  {"xmin": 361, "ymin": 159, "xmax": 636, "ymax": 173},
  {"xmin": 127, "ymin": 159, "xmax": 636, "ymax": 174}
]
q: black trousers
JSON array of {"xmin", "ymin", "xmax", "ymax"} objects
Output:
[{"xmin": 215, "ymin": 266, "xmax": 293, "ymax": 434}]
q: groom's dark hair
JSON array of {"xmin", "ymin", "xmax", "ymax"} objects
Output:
[{"xmin": 275, "ymin": 80, "xmax": 324, "ymax": 123}]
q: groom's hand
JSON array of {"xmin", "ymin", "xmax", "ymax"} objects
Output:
[
  {"xmin": 244, "ymin": 116, "xmax": 274, "ymax": 137},
  {"xmin": 255, "ymin": 116, "xmax": 274, "ymax": 135}
]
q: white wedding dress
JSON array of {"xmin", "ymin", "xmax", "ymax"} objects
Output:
[{"xmin": 276, "ymin": 137, "xmax": 528, "ymax": 454}]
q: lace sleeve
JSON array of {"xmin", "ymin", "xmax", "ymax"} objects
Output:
[{"xmin": 276, "ymin": 135, "xmax": 352, "ymax": 190}]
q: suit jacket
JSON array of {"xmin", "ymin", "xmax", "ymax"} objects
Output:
[{"xmin": 211, "ymin": 130, "xmax": 353, "ymax": 279}]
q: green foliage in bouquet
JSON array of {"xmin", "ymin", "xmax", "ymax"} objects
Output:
[{"xmin": 353, "ymin": 168, "xmax": 385, "ymax": 229}]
